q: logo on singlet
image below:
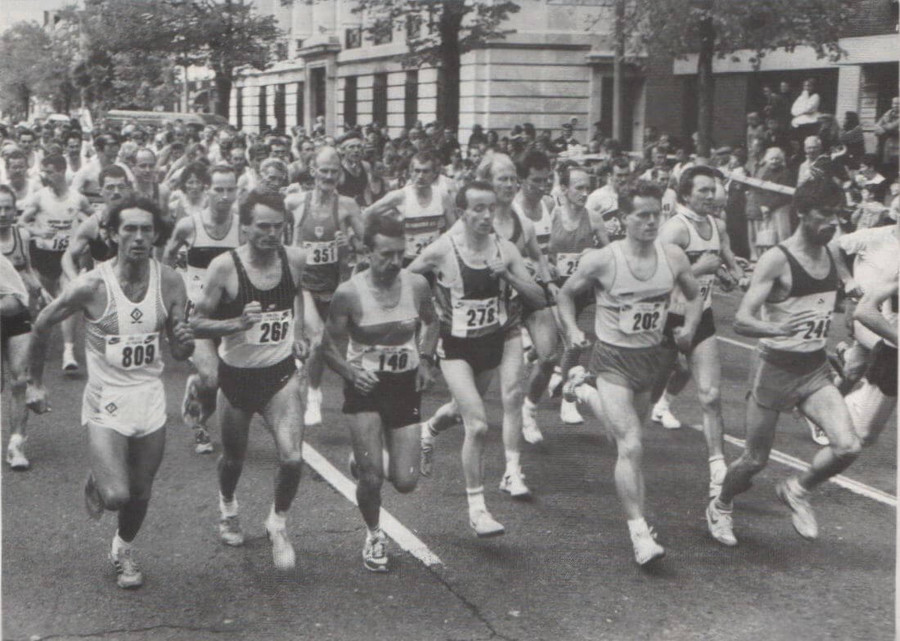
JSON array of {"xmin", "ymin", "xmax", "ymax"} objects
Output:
[
  {"xmin": 130, "ymin": 308, "xmax": 143, "ymax": 323},
  {"xmin": 105, "ymin": 402, "xmax": 118, "ymax": 415},
  {"xmin": 314, "ymin": 226, "xmax": 324, "ymax": 239}
]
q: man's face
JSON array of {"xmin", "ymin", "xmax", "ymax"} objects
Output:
[
  {"xmin": 609, "ymin": 166, "xmax": 630, "ymax": 191},
  {"xmin": 462, "ymin": 188, "xmax": 497, "ymax": 236},
  {"xmin": 747, "ymin": 114, "xmax": 760, "ymax": 127},
  {"xmin": 300, "ymin": 142, "xmax": 315, "ymax": 163},
  {"xmin": 801, "ymin": 207, "xmax": 839, "ymax": 246},
  {"xmin": 522, "ymin": 167, "xmax": 551, "ymax": 199},
  {"xmin": 102, "ymin": 142, "xmax": 121, "ymax": 164},
  {"xmin": 66, "ymin": 138, "xmax": 81, "ymax": 157},
  {"xmin": 367, "ymin": 233, "xmax": 405, "ymax": 281},
  {"xmin": 566, "ymin": 170, "xmax": 591, "ymax": 208},
  {"xmin": 780, "ymin": 82, "xmax": 790, "ymax": 93},
  {"xmin": 804, "ymin": 138, "xmax": 822, "ymax": 159},
  {"xmin": 686, "ymin": 174, "xmax": 717, "ymax": 217},
  {"xmin": 209, "ymin": 172, "xmax": 237, "ymax": 214},
  {"xmin": 410, "ymin": 159, "xmax": 437, "ymax": 188},
  {"xmin": 315, "ymin": 154, "xmax": 341, "ymax": 192},
  {"xmin": 112, "ymin": 208, "xmax": 156, "ymax": 260},
  {"xmin": 101, "ymin": 176, "xmax": 132, "ymax": 206},
  {"xmin": 343, "ymin": 139, "xmax": 363, "ymax": 162},
  {"xmin": 229, "ymin": 148, "xmax": 247, "ymax": 173},
  {"xmin": 6, "ymin": 158, "xmax": 27, "ymax": 181},
  {"xmin": 40, "ymin": 162, "xmax": 65, "ymax": 188},
  {"xmin": 654, "ymin": 150, "xmax": 667, "ymax": 167},
  {"xmin": 624, "ymin": 196, "xmax": 662, "ymax": 243},
  {"xmin": 261, "ymin": 165, "xmax": 287, "ymax": 192},
  {"xmin": 134, "ymin": 151, "xmax": 156, "ymax": 184},
  {"xmin": 655, "ymin": 169, "xmax": 671, "ymax": 189},
  {"xmin": 244, "ymin": 203, "xmax": 284, "ymax": 251},
  {"xmin": 491, "ymin": 163, "xmax": 518, "ymax": 205},
  {"xmin": 18, "ymin": 135, "xmax": 34, "ymax": 153},
  {"xmin": 270, "ymin": 143, "xmax": 290, "ymax": 162},
  {"xmin": 0, "ymin": 193, "xmax": 16, "ymax": 227}
]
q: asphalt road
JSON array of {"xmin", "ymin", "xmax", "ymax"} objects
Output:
[{"xmin": 2, "ymin": 289, "xmax": 895, "ymax": 641}]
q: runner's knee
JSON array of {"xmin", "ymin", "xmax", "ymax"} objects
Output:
[
  {"xmin": 696, "ymin": 384, "xmax": 721, "ymax": 412},
  {"xmin": 831, "ymin": 432, "xmax": 862, "ymax": 459},
  {"xmin": 462, "ymin": 416, "xmax": 489, "ymax": 440},
  {"xmin": 99, "ymin": 483, "xmax": 130, "ymax": 510}
]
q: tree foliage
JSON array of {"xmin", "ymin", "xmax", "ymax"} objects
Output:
[{"xmin": 0, "ymin": 22, "xmax": 71, "ymax": 120}]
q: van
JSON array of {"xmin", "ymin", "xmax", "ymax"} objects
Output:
[{"xmin": 104, "ymin": 110, "xmax": 229, "ymax": 132}]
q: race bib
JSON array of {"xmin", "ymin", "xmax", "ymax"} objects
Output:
[
  {"xmin": 452, "ymin": 297, "xmax": 500, "ymax": 335},
  {"xmin": 556, "ymin": 252, "xmax": 581, "ymax": 278},
  {"xmin": 303, "ymin": 240, "xmax": 338, "ymax": 265},
  {"xmin": 361, "ymin": 345, "xmax": 418, "ymax": 373},
  {"xmin": 797, "ymin": 311, "xmax": 833, "ymax": 342},
  {"xmin": 619, "ymin": 302, "xmax": 667, "ymax": 335},
  {"xmin": 34, "ymin": 232, "xmax": 70, "ymax": 251},
  {"xmin": 105, "ymin": 333, "xmax": 159, "ymax": 369},
  {"xmin": 405, "ymin": 231, "xmax": 439, "ymax": 258},
  {"xmin": 248, "ymin": 309, "xmax": 294, "ymax": 345}
]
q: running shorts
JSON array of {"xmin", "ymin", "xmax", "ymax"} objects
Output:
[
  {"xmin": 749, "ymin": 347, "xmax": 833, "ymax": 412},
  {"xmin": 589, "ymin": 341, "xmax": 676, "ymax": 393},
  {"xmin": 1, "ymin": 306, "xmax": 32, "ymax": 342},
  {"xmin": 342, "ymin": 370, "xmax": 422, "ymax": 429},
  {"xmin": 82, "ymin": 380, "xmax": 167, "ymax": 438},
  {"xmin": 438, "ymin": 330, "xmax": 507, "ymax": 375},
  {"xmin": 218, "ymin": 356, "xmax": 298, "ymax": 414},
  {"xmin": 30, "ymin": 246, "xmax": 64, "ymax": 280},
  {"xmin": 866, "ymin": 341, "xmax": 897, "ymax": 398},
  {"xmin": 663, "ymin": 307, "xmax": 716, "ymax": 350}
]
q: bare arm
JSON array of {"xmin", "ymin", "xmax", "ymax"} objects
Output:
[
  {"xmin": 62, "ymin": 217, "xmax": 97, "ymax": 281},
  {"xmin": 668, "ymin": 244, "xmax": 703, "ymax": 350},
  {"xmin": 190, "ymin": 254, "xmax": 257, "ymax": 338},
  {"xmin": 362, "ymin": 188, "xmax": 404, "ymax": 219},
  {"xmin": 287, "ymin": 246, "xmax": 310, "ymax": 360},
  {"xmin": 160, "ymin": 265, "xmax": 194, "ymax": 361},
  {"xmin": 854, "ymin": 276, "xmax": 898, "ymax": 345},
  {"xmin": 715, "ymin": 218, "xmax": 743, "ymax": 282},
  {"xmin": 162, "ymin": 217, "xmax": 193, "ymax": 267},
  {"xmin": 586, "ymin": 209, "xmax": 611, "ymax": 248},
  {"xmin": 493, "ymin": 240, "xmax": 546, "ymax": 309},
  {"xmin": 320, "ymin": 285, "xmax": 359, "ymax": 384},
  {"xmin": 558, "ymin": 248, "xmax": 607, "ymax": 347}
]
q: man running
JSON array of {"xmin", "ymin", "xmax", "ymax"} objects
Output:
[
  {"xmin": 558, "ymin": 180, "xmax": 702, "ymax": 565},
  {"xmin": 192, "ymin": 189, "xmax": 309, "ymax": 571},
  {"xmin": 4, "ymin": 150, "xmax": 40, "ymax": 216},
  {"xmin": 321, "ymin": 211, "xmax": 437, "ymax": 571},
  {"xmin": 20, "ymin": 154, "xmax": 93, "ymax": 372},
  {"xmin": 287, "ymin": 146, "xmax": 364, "ymax": 427},
  {"xmin": 164, "ymin": 164, "xmax": 241, "ymax": 454},
  {"xmin": 650, "ymin": 166, "xmax": 744, "ymax": 500},
  {"xmin": 706, "ymin": 177, "xmax": 863, "ymax": 548},
  {"xmin": 133, "ymin": 148, "xmax": 171, "ymax": 224},
  {"xmin": 26, "ymin": 195, "xmax": 194, "ymax": 589},
  {"xmin": 410, "ymin": 180, "xmax": 545, "ymax": 537}
]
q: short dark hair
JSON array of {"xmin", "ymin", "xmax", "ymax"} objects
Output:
[
  {"xmin": 99, "ymin": 164, "xmax": 130, "ymax": 188},
  {"xmin": 678, "ymin": 165, "xmax": 722, "ymax": 200},
  {"xmin": 0, "ymin": 184, "xmax": 17, "ymax": 207},
  {"xmin": 249, "ymin": 141, "xmax": 270, "ymax": 161},
  {"xmin": 557, "ymin": 161, "xmax": 590, "ymax": 187},
  {"xmin": 516, "ymin": 150, "xmax": 551, "ymax": 180},
  {"xmin": 94, "ymin": 133, "xmax": 120, "ymax": 150},
  {"xmin": 107, "ymin": 195, "xmax": 165, "ymax": 237},
  {"xmin": 210, "ymin": 163, "xmax": 237, "ymax": 181},
  {"xmin": 456, "ymin": 179, "xmax": 495, "ymax": 210},
  {"xmin": 618, "ymin": 180, "xmax": 663, "ymax": 216},
  {"xmin": 794, "ymin": 176, "xmax": 843, "ymax": 216},
  {"xmin": 41, "ymin": 154, "xmax": 67, "ymax": 173},
  {"xmin": 239, "ymin": 188, "xmax": 286, "ymax": 226},
  {"xmin": 5, "ymin": 149, "xmax": 27, "ymax": 165},
  {"xmin": 411, "ymin": 150, "xmax": 438, "ymax": 171},
  {"xmin": 363, "ymin": 210, "xmax": 405, "ymax": 249},
  {"xmin": 179, "ymin": 162, "xmax": 211, "ymax": 190}
]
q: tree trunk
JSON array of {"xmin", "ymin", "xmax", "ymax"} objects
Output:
[
  {"xmin": 214, "ymin": 72, "xmax": 232, "ymax": 120},
  {"xmin": 612, "ymin": 0, "xmax": 625, "ymax": 143},
  {"xmin": 436, "ymin": 1, "xmax": 463, "ymax": 131},
  {"xmin": 695, "ymin": 5, "xmax": 714, "ymax": 158}
]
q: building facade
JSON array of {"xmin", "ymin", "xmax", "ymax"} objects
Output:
[{"xmin": 233, "ymin": 0, "xmax": 650, "ymax": 150}]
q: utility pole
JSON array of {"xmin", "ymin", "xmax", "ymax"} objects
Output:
[{"xmin": 612, "ymin": 0, "xmax": 625, "ymax": 144}]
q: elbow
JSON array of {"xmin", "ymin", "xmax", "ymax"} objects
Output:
[{"xmin": 732, "ymin": 315, "xmax": 751, "ymax": 337}]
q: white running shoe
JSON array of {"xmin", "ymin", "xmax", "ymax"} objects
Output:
[
  {"xmin": 499, "ymin": 467, "xmax": 531, "ymax": 499},
  {"xmin": 651, "ymin": 403, "xmax": 682, "ymax": 430},
  {"xmin": 6, "ymin": 436, "xmax": 29, "ymax": 471},
  {"xmin": 706, "ymin": 499, "xmax": 737, "ymax": 547},
  {"xmin": 469, "ymin": 509, "xmax": 505, "ymax": 538},
  {"xmin": 776, "ymin": 478, "xmax": 818, "ymax": 540},
  {"xmin": 219, "ymin": 515, "xmax": 245, "ymax": 547},
  {"xmin": 630, "ymin": 527, "xmax": 666, "ymax": 566},
  {"xmin": 265, "ymin": 521, "xmax": 296, "ymax": 571},
  {"xmin": 362, "ymin": 530, "xmax": 389, "ymax": 573},
  {"xmin": 194, "ymin": 427, "xmax": 214, "ymax": 454},
  {"xmin": 547, "ymin": 367, "xmax": 563, "ymax": 398},
  {"xmin": 304, "ymin": 388, "xmax": 322, "ymax": 426},
  {"xmin": 560, "ymin": 399, "xmax": 584, "ymax": 425},
  {"xmin": 109, "ymin": 546, "xmax": 143, "ymax": 589},
  {"xmin": 521, "ymin": 401, "xmax": 544, "ymax": 444}
]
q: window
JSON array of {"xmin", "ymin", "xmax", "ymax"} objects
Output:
[
  {"xmin": 406, "ymin": 14, "xmax": 422, "ymax": 39},
  {"xmin": 275, "ymin": 41, "xmax": 288, "ymax": 61},
  {"xmin": 296, "ymin": 82, "xmax": 305, "ymax": 127},
  {"xmin": 295, "ymin": 38, "xmax": 305, "ymax": 51},
  {"xmin": 311, "ymin": 67, "xmax": 326, "ymax": 121},
  {"xmin": 404, "ymin": 70, "xmax": 418, "ymax": 130},
  {"xmin": 345, "ymin": 27, "xmax": 362, "ymax": 49},
  {"xmin": 274, "ymin": 84, "xmax": 286, "ymax": 132},
  {"xmin": 372, "ymin": 73, "xmax": 388, "ymax": 127},
  {"xmin": 258, "ymin": 85, "xmax": 267, "ymax": 130},
  {"xmin": 343, "ymin": 76, "xmax": 358, "ymax": 127},
  {"xmin": 236, "ymin": 87, "xmax": 243, "ymax": 130}
]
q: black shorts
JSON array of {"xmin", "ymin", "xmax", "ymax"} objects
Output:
[
  {"xmin": 30, "ymin": 246, "xmax": 64, "ymax": 280},
  {"xmin": 866, "ymin": 341, "xmax": 897, "ymax": 398},
  {"xmin": 1, "ymin": 306, "xmax": 32, "ymax": 343},
  {"xmin": 218, "ymin": 357, "xmax": 297, "ymax": 414},
  {"xmin": 438, "ymin": 331, "xmax": 506, "ymax": 375},
  {"xmin": 663, "ymin": 307, "xmax": 716, "ymax": 350},
  {"xmin": 343, "ymin": 370, "xmax": 422, "ymax": 429}
]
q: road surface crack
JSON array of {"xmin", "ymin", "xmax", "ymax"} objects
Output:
[{"xmin": 423, "ymin": 565, "xmax": 517, "ymax": 641}]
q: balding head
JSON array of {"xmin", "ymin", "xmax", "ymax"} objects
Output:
[{"xmin": 314, "ymin": 146, "xmax": 342, "ymax": 192}]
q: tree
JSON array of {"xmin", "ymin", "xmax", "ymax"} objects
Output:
[
  {"xmin": 0, "ymin": 22, "xmax": 69, "ymax": 120},
  {"xmin": 626, "ymin": 0, "xmax": 852, "ymax": 156},
  {"xmin": 348, "ymin": 0, "xmax": 520, "ymax": 131}
]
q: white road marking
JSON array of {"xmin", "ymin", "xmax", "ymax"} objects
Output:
[
  {"xmin": 713, "ymin": 336, "xmax": 897, "ymax": 508},
  {"xmin": 302, "ymin": 442, "xmax": 443, "ymax": 567}
]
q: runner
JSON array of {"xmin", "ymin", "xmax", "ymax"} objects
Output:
[
  {"xmin": 557, "ymin": 179, "xmax": 702, "ymax": 565},
  {"xmin": 549, "ymin": 163, "xmax": 609, "ymax": 425},
  {"xmin": 512, "ymin": 150, "xmax": 562, "ymax": 443},
  {"xmin": 71, "ymin": 134, "xmax": 135, "ymax": 204},
  {"xmin": 133, "ymin": 148, "xmax": 171, "ymax": 224},
  {"xmin": 287, "ymin": 146, "xmax": 365, "ymax": 427},
  {"xmin": 650, "ymin": 166, "xmax": 744, "ymax": 499},
  {"xmin": 321, "ymin": 211, "xmax": 438, "ymax": 571},
  {"xmin": 363, "ymin": 150, "xmax": 455, "ymax": 266},
  {"xmin": 707, "ymin": 177, "xmax": 863, "ymax": 548},
  {"xmin": 164, "ymin": 164, "xmax": 240, "ymax": 454},
  {"xmin": 409, "ymin": 180, "xmax": 545, "ymax": 536},
  {"xmin": 20, "ymin": 154, "xmax": 93, "ymax": 373},
  {"xmin": 191, "ymin": 188, "xmax": 309, "ymax": 571},
  {"xmin": 25, "ymin": 195, "xmax": 195, "ymax": 589},
  {"xmin": 3, "ymin": 150, "xmax": 40, "ymax": 216}
]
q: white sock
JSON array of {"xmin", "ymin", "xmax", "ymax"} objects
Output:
[
  {"xmin": 267, "ymin": 506, "xmax": 287, "ymax": 531},
  {"xmin": 111, "ymin": 532, "xmax": 132, "ymax": 556},
  {"xmin": 709, "ymin": 455, "xmax": 727, "ymax": 477},
  {"xmin": 523, "ymin": 397, "xmax": 536, "ymax": 412},
  {"xmin": 8, "ymin": 433, "xmax": 25, "ymax": 448},
  {"xmin": 627, "ymin": 518, "xmax": 649, "ymax": 537},
  {"xmin": 466, "ymin": 487, "xmax": 486, "ymax": 515},
  {"xmin": 367, "ymin": 524, "xmax": 383, "ymax": 540},
  {"xmin": 64, "ymin": 342, "xmax": 75, "ymax": 353},
  {"xmin": 504, "ymin": 451, "xmax": 520, "ymax": 474},
  {"xmin": 654, "ymin": 395, "xmax": 670, "ymax": 411},
  {"xmin": 219, "ymin": 493, "xmax": 238, "ymax": 518}
]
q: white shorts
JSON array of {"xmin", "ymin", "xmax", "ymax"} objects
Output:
[{"xmin": 82, "ymin": 380, "xmax": 167, "ymax": 438}]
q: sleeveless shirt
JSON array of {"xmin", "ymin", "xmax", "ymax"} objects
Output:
[
  {"xmin": 185, "ymin": 211, "xmax": 241, "ymax": 303},
  {"xmin": 547, "ymin": 204, "xmax": 596, "ymax": 282},
  {"xmin": 668, "ymin": 210, "xmax": 721, "ymax": 315},
  {"xmin": 295, "ymin": 192, "xmax": 342, "ymax": 293},
  {"xmin": 402, "ymin": 184, "xmax": 446, "ymax": 260},
  {"xmin": 2, "ymin": 227, "xmax": 28, "ymax": 271}
]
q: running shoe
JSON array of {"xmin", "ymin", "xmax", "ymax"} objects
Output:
[
  {"xmin": 651, "ymin": 403, "xmax": 682, "ymax": 430},
  {"xmin": 6, "ymin": 437, "xmax": 29, "ymax": 471},
  {"xmin": 109, "ymin": 546, "xmax": 143, "ymax": 589},
  {"xmin": 348, "ymin": 452, "xmax": 359, "ymax": 481},
  {"xmin": 304, "ymin": 388, "xmax": 322, "ymax": 426},
  {"xmin": 266, "ymin": 522, "xmax": 296, "ymax": 570},
  {"xmin": 560, "ymin": 399, "xmax": 584, "ymax": 424},
  {"xmin": 219, "ymin": 515, "xmax": 245, "ymax": 547},
  {"xmin": 84, "ymin": 473, "xmax": 104, "ymax": 521},
  {"xmin": 469, "ymin": 509, "xmax": 505, "ymax": 538},
  {"xmin": 194, "ymin": 427, "xmax": 214, "ymax": 454},
  {"xmin": 362, "ymin": 530, "xmax": 389, "ymax": 573},
  {"xmin": 561, "ymin": 366, "xmax": 588, "ymax": 403},
  {"xmin": 630, "ymin": 527, "xmax": 666, "ymax": 566},
  {"xmin": 499, "ymin": 467, "xmax": 531, "ymax": 499},
  {"xmin": 776, "ymin": 478, "xmax": 818, "ymax": 540},
  {"xmin": 420, "ymin": 439, "xmax": 434, "ymax": 478},
  {"xmin": 521, "ymin": 401, "xmax": 544, "ymax": 444},
  {"xmin": 706, "ymin": 499, "xmax": 737, "ymax": 547},
  {"xmin": 181, "ymin": 375, "xmax": 200, "ymax": 427}
]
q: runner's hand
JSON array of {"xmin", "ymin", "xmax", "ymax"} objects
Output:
[
  {"xmin": 335, "ymin": 230, "xmax": 349, "ymax": 248},
  {"xmin": 695, "ymin": 252, "xmax": 722, "ymax": 276},
  {"xmin": 416, "ymin": 361, "xmax": 435, "ymax": 392},
  {"xmin": 25, "ymin": 383, "xmax": 50, "ymax": 414},
  {"xmin": 842, "ymin": 278, "xmax": 863, "ymax": 300},
  {"xmin": 673, "ymin": 326, "xmax": 695, "ymax": 353},
  {"xmin": 173, "ymin": 319, "xmax": 194, "ymax": 348},
  {"xmin": 566, "ymin": 328, "xmax": 589, "ymax": 350},
  {"xmin": 776, "ymin": 309, "xmax": 820, "ymax": 337},
  {"xmin": 240, "ymin": 301, "xmax": 263, "ymax": 329},
  {"xmin": 351, "ymin": 368, "xmax": 380, "ymax": 395},
  {"xmin": 292, "ymin": 336, "xmax": 311, "ymax": 361}
]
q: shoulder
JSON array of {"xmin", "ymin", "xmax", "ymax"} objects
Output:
[
  {"xmin": 338, "ymin": 194, "xmax": 360, "ymax": 212},
  {"xmin": 208, "ymin": 249, "xmax": 237, "ymax": 278},
  {"xmin": 158, "ymin": 262, "xmax": 186, "ymax": 290},
  {"xmin": 408, "ymin": 270, "xmax": 431, "ymax": 294},
  {"xmin": 660, "ymin": 215, "xmax": 689, "ymax": 243},
  {"xmin": 330, "ymin": 278, "xmax": 359, "ymax": 313},
  {"xmin": 755, "ymin": 245, "xmax": 789, "ymax": 278}
]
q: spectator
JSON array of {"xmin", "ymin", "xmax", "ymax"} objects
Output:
[
  {"xmin": 839, "ymin": 111, "xmax": 866, "ymax": 167},
  {"xmin": 553, "ymin": 122, "xmax": 580, "ymax": 151},
  {"xmin": 762, "ymin": 115, "xmax": 790, "ymax": 154},
  {"xmin": 746, "ymin": 147, "xmax": 793, "ymax": 259},
  {"xmin": 817, "ymin": 113, "xmax": 841, "ymax": 153},
  {"xmin": 467, "ymin": 124, "xmax": 487, "ymax": 149},
  {"xmin": 791, "ymin": 78, "xmax": 821, "ymax": 140},
  {"xmin": 746, "ymin": 112, "xmax": 765, "ymax": 151},
  {"xmin": 797, "ymin": 135, "xmax": 823, "ymax": 185},
  {"xmin": 856, "ymin": 154, "xmax": 888, "ymax": 203},
  {"xmin": 762, "ymin": 85, "xmax": 790, "ymax": 130},
  {"xmin": 851, "ymin": 186, "xmax": 890, "ymax": 230},
  {"xmin": 724, "ymin": 147, "xmax": 750, "ymax": 259},
  {"xmin": 873, "ymin": 96, "xmax": 899, "ymax": 169}
]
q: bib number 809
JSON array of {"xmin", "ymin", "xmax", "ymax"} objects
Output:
[{"xmin": 121, "ymin": 344, "xmax": 155, "ymax": 368}]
